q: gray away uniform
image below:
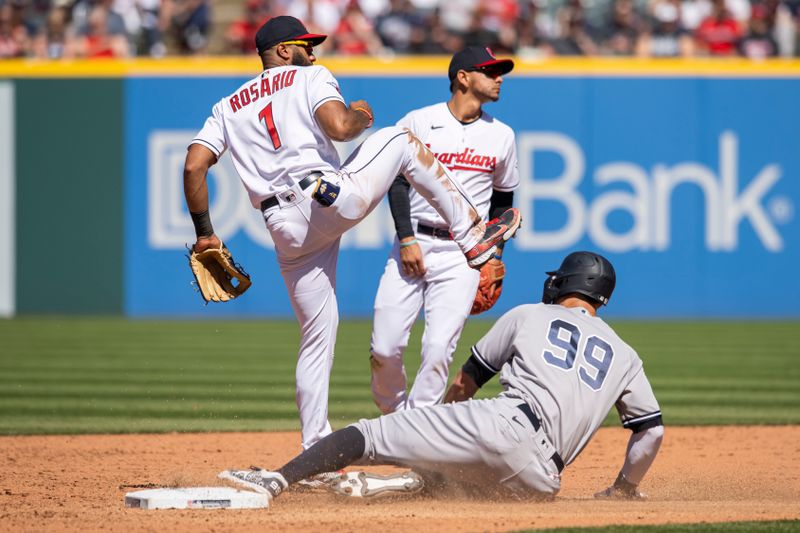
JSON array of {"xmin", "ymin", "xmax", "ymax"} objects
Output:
[{"xmin": 354, "ymin": 303, "xmax": 662, "ymax": 497}]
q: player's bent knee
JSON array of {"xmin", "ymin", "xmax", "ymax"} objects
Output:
[{"xmin": 370, "ymin": 334, "xmax": 408, "ymax": 361}]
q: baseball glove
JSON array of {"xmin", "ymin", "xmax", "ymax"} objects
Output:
[
  {"xmin": 188, "ymin": 244, "xmax": 252, "ymax": 303},
  {"xmin": 470, "ymin": 259, "xmax": 505, "ymax": 315}
]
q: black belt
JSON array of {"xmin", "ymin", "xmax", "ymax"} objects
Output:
[
  {"xmin": 260, "ymin": 172, "xmax": 322, "ymax": 211},
  {"xmin": 517, "ymin": 403, "xmax": 565, "ymax": 473},
  {"xmin": 416, "ymin": 223, "xmax": 453, "ymax": 240}
]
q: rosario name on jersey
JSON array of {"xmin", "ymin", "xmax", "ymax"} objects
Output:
[
  {"xmin": 397, "ymin": 102, "xmax": 519, "ymax": 226},
  {"xmin": 191, "ymin": 65, "xmax": 345, "ymax": 208},
  {"xmin": 471, "ymin": 303, "xmax": 662, "ymax": 466}
]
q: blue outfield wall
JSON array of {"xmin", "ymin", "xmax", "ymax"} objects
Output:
[{"xmin": 125, "ymin": 74, "xmax": 800, "ymax": 318}]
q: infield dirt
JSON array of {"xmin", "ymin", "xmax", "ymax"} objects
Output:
[{"xmin": 1, "ymin": 426, "xmax": 798, "ymax": 532}]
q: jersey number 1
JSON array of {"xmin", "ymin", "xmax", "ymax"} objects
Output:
[
  {"xmin": 542, "ymin": 319, "xmax": 614, "ymax": 391},
  {"xmin": 259, "ymin": 103, "xmax": 282, "ymax": 150}
]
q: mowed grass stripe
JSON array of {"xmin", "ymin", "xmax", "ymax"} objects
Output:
[
  {"xmin": 1, "ymin": 384, "xmax": 796, "ymax": 407},
  {"xmin": 0, "ymin": 362, "xmax": 369, "ymax": 378},
  {"xmin": 0, "ymin": 387, "xmax": 376, "ymax": 403},
  {"xmin": 0, "ymin": 416, "xmax": 304, "ymax": 434},
  {"xmin": 0, "ymin": 318, "xmax": 798, "ymax": 434},
  {"xmin": 0, "ymin": 401, "xmax": 381, "ymax": 419}
]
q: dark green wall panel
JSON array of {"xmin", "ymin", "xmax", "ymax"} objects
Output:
[{"xmin": 16, "ymin": 79, "xmax": 123, "ymax": 314}]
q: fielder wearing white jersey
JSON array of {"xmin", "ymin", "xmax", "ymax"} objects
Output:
[
  {"xmin": 183, "ymin": 16, "xmax": 521, "ymax": 451},
  {"xmin": 221, "ymin": 252, "xmax": 664, "ymax": 502},
  {"xmin": 370, "ymin": 46, "xmax": 519, "ymax": 414}
]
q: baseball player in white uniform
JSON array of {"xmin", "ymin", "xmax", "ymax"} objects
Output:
[
  {"xmin": 221, "ymin": 251, "xmax": 665, "ymax": 501},
  {"xmin": 370, "ymin": 46, "xmax": 519, "ymax": 414},
  {"xmin": 182, "ymin": 16, "xmax": 522, "ymax": 453}
]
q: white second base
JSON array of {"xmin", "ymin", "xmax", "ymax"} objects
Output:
[{"xmin": 124, "ymin": 487, "xmax": 269, "ymax": 510}]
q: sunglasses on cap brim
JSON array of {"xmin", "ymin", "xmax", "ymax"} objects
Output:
[
  {"xmin": 280, "ymin": 40, "xmax": 314, "ymax": 50},
  {"xmin": 466, "ymin": 65, "xmax": 506, "ymax": 76}
]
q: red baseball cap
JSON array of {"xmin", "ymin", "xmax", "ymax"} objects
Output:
[
  {"xmin": 448, "ymin": 46, "xmax": 514, "ymax": 81},
  {"xmin": 255, "ymin": 16, "xmax": 327, "ymax": 55}
]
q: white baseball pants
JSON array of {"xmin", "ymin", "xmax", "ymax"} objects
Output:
[
  {"xmin": 370, "ymin": 234, "xmax": 480, "ymax": 413},
  {"xmin": 263, "ymin": 127, "xmax": 484, "ymax": 449}
]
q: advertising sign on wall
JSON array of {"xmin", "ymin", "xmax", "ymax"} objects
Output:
[{"xmin": 126, "ymin": 74, "xmax": 799, "ymax": 318}]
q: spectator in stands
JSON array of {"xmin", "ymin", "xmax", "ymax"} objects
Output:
[
  {"xmin": 5, "ymin": 0, "xmax": 800, "ymax": 59},
  {"xmin": 374, "ymin": 0, "xmax": 426, "ymax": 53},
  {"xmin": 462, "ymin": 5, "xmax": 500, "ymax": 49},
  {"xmin": 417, "ymin": 6, "xmax": 464, "ymax": 54},
  {"xmin": 695, "ymin": 0, "xmax": 741, "ymax": 55},
  {"xmin": 789, "ymin": 0, "xmax": 800, "ymax": 56},
  {"xmin": 599, "ymin": 0, "xmax": 643, "ymax": 55},
  {"xmin": 637, "ymin": 0, "xmax": 694, "ymax": 57},
  {"xmin": 135, "ymin": 0, "xmax": 166, "ymax": 57},
  {"xmin": 72, "ymin": 0, "xmax": 127, "ymax": 37},
  {"xmin": 334, "ymin": 0, "xmax": 384, "ymax": 54},
  {"xmin": 281, "ymin": 0, "xmax": 346, "ymax": 36},
  {"xmin": 169, "ymin": 0, "xmax": 210, "ymax": 55},
  {"xmin": 438, "ymin": 0, "xmax": 476, "ymax": 37},
  {"xmin": 31, "ymin": 2, "xmax": 76, "ymax": 58},
  {"xmin": 478, "ymin": 0, "xmax": 518, "ymax": 52},
  {"xmin": 0, "ymin": 1, "xmax": 28, "ymax": 58},
  {"xmin": 550, "ymin": 2, "xmax": 598, "ymax": 56},
  {"xmin": 738, "ymin": 3, "xmax": 779, "ymax": 58},
  {"xmin": 680, "ymin": 0, "xmax": 709, "ymax": 31},
  {"xmin": 516, "ymin": 0, "xmax": 552, "ymax": 58},
  {"xmin": 23, "ymin": 0, "xmax": 52, "ymax": 37},
  {"xmin": 74, "ymin": 4, "xmax": 129, "ymax": 57},
  {"xmin": 227, "ymin": 0, "xmax": 270, "ymax": 54}
]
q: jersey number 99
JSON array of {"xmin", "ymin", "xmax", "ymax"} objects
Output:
[{"xmin": 542, "ymin": 319, "xmax": 613, "ymax": 391}]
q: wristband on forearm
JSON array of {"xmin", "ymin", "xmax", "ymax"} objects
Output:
[
  {"xmin": 190, "ymin": 209, "xmax": 214, "ymax": 238},
  {"xmin": 354, "ymin": 106, "xmax": 373, "ymax": 125}
]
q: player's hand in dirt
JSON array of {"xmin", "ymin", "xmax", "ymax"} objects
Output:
[
  {"xmin": 193, "ymin": 234, "xmax": 222, "ymax": 254},
  {"xmin": 399, "ymin": 238, "xmax": 426, "ymax": 278}
]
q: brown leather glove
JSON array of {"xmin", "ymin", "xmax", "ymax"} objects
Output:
[
  {"xmin": 188, "ymin": 244, "xmax": 252, "ymax": 303},
  {"xmin": 470, "ymin": 258, "xmax": 505, "ymax": 315}
]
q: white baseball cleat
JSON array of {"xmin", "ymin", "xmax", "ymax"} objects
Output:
[
  {"xmin": 219, "ymin": 467, "xmax": 288, "ymax": 498},
  {"xmin": 296, "ymin": 469, "xmax": 346, "ymax": 490},
  {"xmin": 329, "ymin": 470, "xmax": 424, "ymax": 498}
]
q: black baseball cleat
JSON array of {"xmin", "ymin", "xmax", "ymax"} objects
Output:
[
  {"xmin": 219, "ymin": 466, "xmax": 288, "ymax": 498},
  {"xmin": 464, "ymin": 208, "xmax": 522, "ymax": 269}
]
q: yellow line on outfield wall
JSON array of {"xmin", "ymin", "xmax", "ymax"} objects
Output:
[{"xmin": 2, "ymin": 56, "xmax": 800, "ymax": 77}]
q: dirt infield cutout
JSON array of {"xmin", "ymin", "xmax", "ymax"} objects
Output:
[{"xmin": 1, "ymin": 426, "xmax": 798, "ymax": 532}]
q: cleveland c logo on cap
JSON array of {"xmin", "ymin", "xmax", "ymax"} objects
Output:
[{"xmin": 485, "ymin": 47, "xmax": 496, "ymax": 59}]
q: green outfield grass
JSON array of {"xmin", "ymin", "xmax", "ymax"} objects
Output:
[
  {"xmin": 0, "ymin": 318, "xmax": 798, "ymax": 434},
  {"xmin": 526, "ymin": 520, "xmax": 800, "ymax": 532}
]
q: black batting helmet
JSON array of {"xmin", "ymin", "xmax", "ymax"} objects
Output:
[{"xmin": 542, "ymin": 251, "xmax": 616, "ymax": 306}]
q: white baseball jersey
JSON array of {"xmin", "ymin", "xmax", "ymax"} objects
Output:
[
  {"xmin": 188, "ymin": 63, "xmax": 490, "ymax": 449},
  {"xmin": 397, "ymin": 102, "xmax": 519, "ymax": 227},
  {"xmin": 472, "ymin": 303, "xmax": 661, "ymax": 465},
  {"xmin": 192, "ymin": 65, "xmax": 345, "ymax": 208},
  {"xmin": 369, "ymin": 102, "xmax": 519, "ymax": 414}
]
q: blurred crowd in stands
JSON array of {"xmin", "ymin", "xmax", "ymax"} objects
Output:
[{"xmin": 2, "ymin": 0, "xmax": 799, "ymax": 59}]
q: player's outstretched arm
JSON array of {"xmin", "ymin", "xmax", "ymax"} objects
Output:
[
  {"xmin": 443, "ymin": 369, "xmax": 480, "ymax": 403},
  {"xmin": 595, "ymin": 424, "xmax": 664, "ymax": 500},
  {"xmin": 183, "ymin": 143, "xmax": 221, "ymax": 252},
  {"xmin": 315, "ymin": 100, "xmax": 373, "ymax": 142}
]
